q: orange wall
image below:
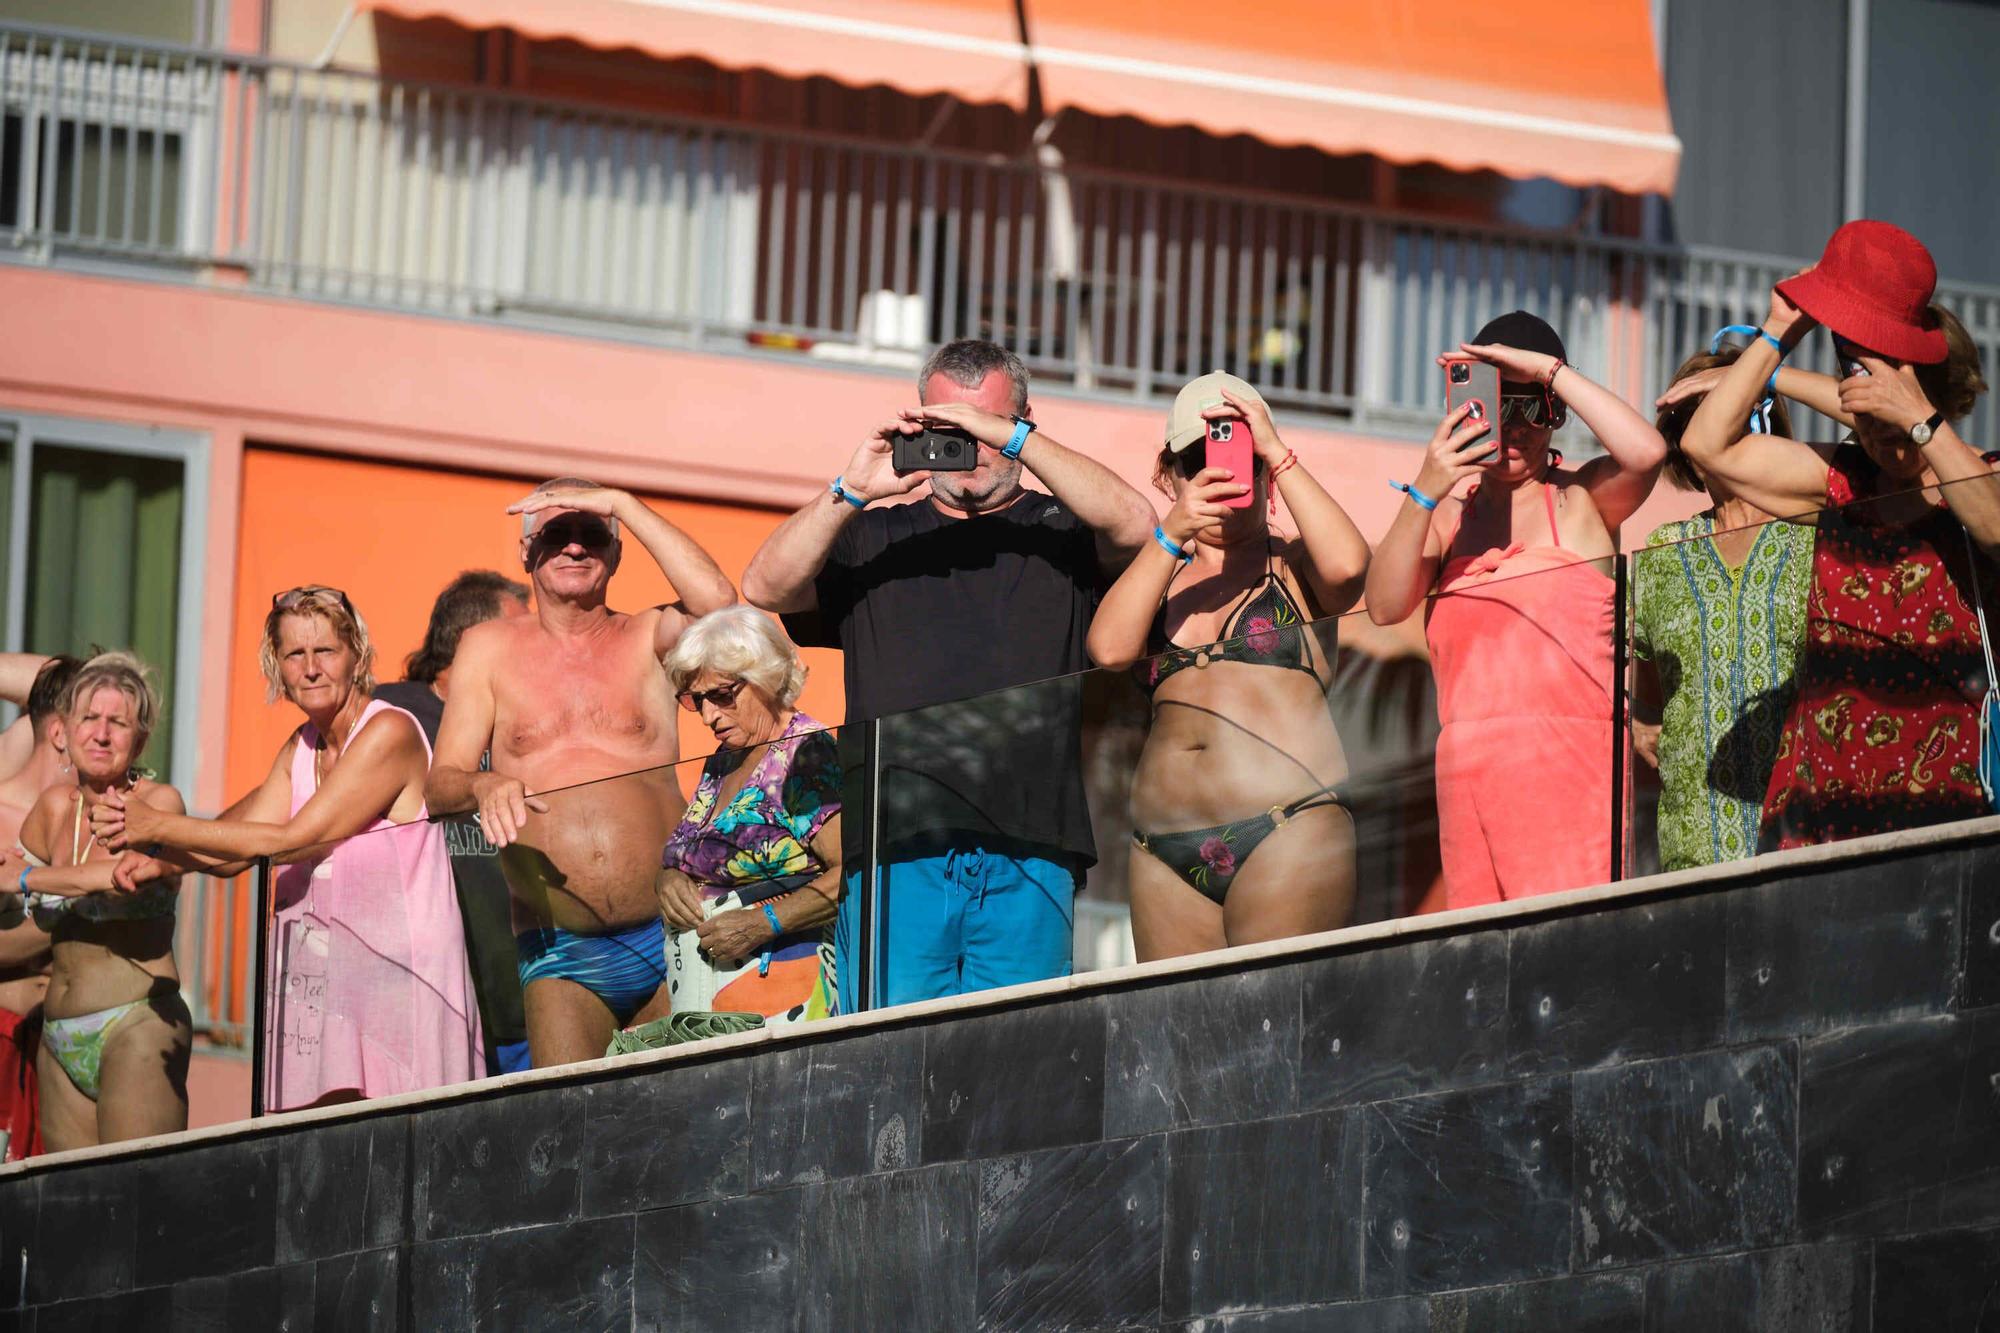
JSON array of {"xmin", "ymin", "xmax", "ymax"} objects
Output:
[{"xmin": 225, "ymin": 447, "xmax": 846, "ymax": 801}]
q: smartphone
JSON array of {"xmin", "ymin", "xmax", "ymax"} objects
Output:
[
  {"xmin": 1832, "ymin": 333, "xmax": 1870, "ymax": 379},
  {"xmin": 1444, "ymin": 356, "xmax": 1501, "ymax": 463},
  {"xmin": 1205, "ymin": 418, "xmax": 1256, "ymax": 508},
  {"xmin": 891, "ymin": 425, "xmax": 978, "ymax": 474}
]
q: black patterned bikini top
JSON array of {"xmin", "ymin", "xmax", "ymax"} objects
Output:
[{"xmin": 1135, "ymin": 543, "xmax": 1323, "ymax": 695}]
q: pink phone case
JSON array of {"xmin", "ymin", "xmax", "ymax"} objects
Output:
[{"xmin": 1206, "ymin": 421, "xmax": 1256, "ymax": 508}]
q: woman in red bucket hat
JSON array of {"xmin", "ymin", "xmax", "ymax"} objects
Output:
[{"xmin": 1681, "ymin": 219, "xmax": 1999, "ymax": 850}]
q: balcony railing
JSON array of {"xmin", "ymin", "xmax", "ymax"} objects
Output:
[{"xmin": 4, "ymin": 20, "xmax": 1999, "ymax": 450}]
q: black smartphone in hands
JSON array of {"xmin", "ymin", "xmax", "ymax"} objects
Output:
[{"xmin": 892, "ymin": 425, "xmax": 978, "ymax": 473}]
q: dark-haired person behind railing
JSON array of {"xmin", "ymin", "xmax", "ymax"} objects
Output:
[
  {"xmin": 375, "ymin": 569, "xmax": 534, "ymax": 1077},
  {"xmin": 1087, "ymin": 373, "xmax": 1369, "ymax": 961},
  {"xmin": 0, "ymin": 653, "xmax": 188, "ymax": 1153},
  {"xmin": 1364, "ymin": 312, "xmax": 1667, "ymax": 908},
  {"xmin": 92, "ymin": 586, "xmax": 483, "ymax": 1112},
  {"xmin": 1632, "ymin": 347, "xmax": 1815, "ymax": 871},
  {"xmin": 1680, "ymin": 220, "xmax": 1999, "ymax": 850}
]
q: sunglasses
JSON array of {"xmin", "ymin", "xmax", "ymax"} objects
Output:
[
  {"xmin": 272, "ymin": 585, "xmax": 354, "ymax": 615},
  {"xmin": 1831, "ymin": 333, "xmax": 1877, "ymax": 379},
  {"xmin": 530, "ymin": 515, "xmax": 617, "ymax": 549},
  {"xmin": 1498, "ymin": 391, "xmax": 1559, "ymax": 427},
  {"xmin": 676, "ymin": 679, "xmax": 745, "ymax": 713}
]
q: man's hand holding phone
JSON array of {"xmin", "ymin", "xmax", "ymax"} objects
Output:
[
  {"xmin": 1163, "ymin": 466, "xmax": 1250, "ymax": 547},
  {"xmin": 840, "ymin": 419, "xmax": 935, "ymax": 503}
]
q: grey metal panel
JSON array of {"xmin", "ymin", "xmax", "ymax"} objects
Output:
[
  {"xmin": 1864, "ymin": 0, "xmax": 2000, "ymax": 289},
  {"xmin": 1662, "ymin": 0, "xmax": 1848, "ymax": 259}
]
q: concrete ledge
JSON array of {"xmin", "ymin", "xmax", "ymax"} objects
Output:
[{"xmin": 11, "ymin": 812, "xmax": 1996, "ymax": 1179}]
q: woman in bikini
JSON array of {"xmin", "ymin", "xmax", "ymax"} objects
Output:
[
  {"xmin": 93, "ymin": 586, "xmax": 482, "ymax": 1111},
  {"xmin": 1365, "ymin": 312, "xmax": 1668, "ymax": 908},
  {"xmin": 1088, "ymin": 373, "xmax": 1371, "ymax": 961},
  {"xmin": 0, "ymin": 653, "xmax": 189, "ymax": 1153}
]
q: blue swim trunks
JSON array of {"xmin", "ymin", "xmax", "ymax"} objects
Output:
[{"xmin": 516, "ymin": 918, "xmax": 668, "ymax": 1026}]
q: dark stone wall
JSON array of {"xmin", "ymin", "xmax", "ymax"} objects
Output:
[{"xmin": 5, "ymin": 830, "xmax": 1999, "ymax": 1330}]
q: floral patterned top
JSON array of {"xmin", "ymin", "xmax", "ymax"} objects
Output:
[
  {"xmin": 1632, "ymin": 510, "xmax": 1814, "ymax": 870},
  {"xmin": 661, "ymin": 710, "xmax": 841, "ymax": 914},
  {"xmin": 1760, "ymin": 445, "xmax": 1999, "ymax": 849}
]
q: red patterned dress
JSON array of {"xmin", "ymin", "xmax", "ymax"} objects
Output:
[{"xmin": 1760, "ymin": 445, "xmax": 1999, "ymax": 848}]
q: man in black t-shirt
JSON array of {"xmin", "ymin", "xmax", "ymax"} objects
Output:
[
  {"xmin": 375, "ymin": 570, "xmax": 533, "ymax": 1075},
  {"xmin": 744, "ymin": 339, "xmax": 1154, "ymax": 1009}
]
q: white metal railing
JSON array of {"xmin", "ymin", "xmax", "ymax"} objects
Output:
[
  {"xmin": 174, "ymin": 872, "xmax": 252, "ymax": 1052},
  {"xmin": 3, "ymin": 19, "xmax": 1997, "ymax": 451}
]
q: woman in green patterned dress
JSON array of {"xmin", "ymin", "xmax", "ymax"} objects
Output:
[{"xmin": 1633, "ymin": 348, "xmax": 1815, "ymax": 870}]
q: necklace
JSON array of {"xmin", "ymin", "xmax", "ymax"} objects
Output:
[{"xmin": 312, "ymin": 708, "xmax": 367, "ymax": 789}]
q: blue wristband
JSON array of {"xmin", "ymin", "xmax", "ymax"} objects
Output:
[
  {"xmin": 1390, "ymin": 480, "xmax": 1439, "ymax": 511},
  {"xmin": 15, "ymin": 868, "xmax": 29, "ymax": 896},
  {"xmin": 1710, "ymin": 323, "xmax": 1787, "ymax": 360},
  {"xmin": 829, "ymin": 476, "xmax": 869, "ymax": 509},
  {"xmin": 761, "ymin": 901, "xmax": 784, "ymax": 938},
  {"xmin": 1002, "ymin": 417, "xmax": 1034, "ymax": 459},
  {"xmin": 1152, "ymin": 525, "xmax": 1193, "ymax": 562}
]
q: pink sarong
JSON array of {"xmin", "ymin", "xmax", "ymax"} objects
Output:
[
  {"xmin": 1426, "ymin": 484, "xmax": 1616, "ymax": 909},
  {"xmin": 265, "ymin": 700, "xmax": 482, "ymax": 1112}
]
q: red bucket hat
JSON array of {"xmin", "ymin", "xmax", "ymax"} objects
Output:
[{"xmin": 1775, "ymin": 220, "xmax": 1947, "ymax": 364}]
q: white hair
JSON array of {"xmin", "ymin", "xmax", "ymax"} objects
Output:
[{"xmin": 663, "ymin": 605, "xmax": 807, "ymax": 708}]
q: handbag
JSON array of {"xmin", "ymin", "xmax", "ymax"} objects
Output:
[{"xmin": 1965, "ymin": 531, "xmax": 2000, "ymax": 813}]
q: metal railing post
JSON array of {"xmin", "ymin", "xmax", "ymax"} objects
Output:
[
  {"xmin": 1610, "ymin": 552, "xmax": 1629, "ymax": 885},
  {"xmin": 856, "ymin": 717, "xmax": 882, "ymax": 1014},
  {"xmin": 248, "ymin": 855, "xmax": 271, "ymax": 1117}
]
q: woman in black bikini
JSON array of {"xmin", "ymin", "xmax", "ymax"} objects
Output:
[{"xmin": 1088, "ymin": 373, "xmax": 1371, "ymax": 961}]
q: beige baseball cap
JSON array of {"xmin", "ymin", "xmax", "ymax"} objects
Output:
[{"xmin": 1166, "ymin": 371, "xmax": 1267, "ymax": 452}]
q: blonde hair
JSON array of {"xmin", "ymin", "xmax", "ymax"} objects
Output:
[
  {"xmin": 663, "ymin": 605, "xmax": 807, "ymax": 708},
  {"xmin": 259, "ymin": 587, "xmax": 377, "ymax": 704},
  {"xmin": 62, "ymin": 651, "xmax": 161, "ymax": 754}
]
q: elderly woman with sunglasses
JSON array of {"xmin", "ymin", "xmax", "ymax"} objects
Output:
[
  {"xmin": 94, "ymin": 585, "xmax": 482, "ymax": 1110},
  {"xmin": 654, "ymin": 606, "xmax": 841, "ymax": 1025},
  {"xmin": 1679, "ymin": 221, "xmax": 1999, "ymax": 850},
  {"xmin": 1365, "ymin": 311, "xmax": 1668, "ymax": 907}
]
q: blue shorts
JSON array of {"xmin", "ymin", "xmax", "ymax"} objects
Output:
[
  {"xmin": 835, "ymin": 842, "xmax": 1076, "ymax": 1012},
  {"xmin": 516, "ymin": 918, "xmax": 668, "ymax": 1026}
]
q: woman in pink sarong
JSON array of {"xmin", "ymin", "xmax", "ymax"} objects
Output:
[
  {"xmin": 1366, "ymin": 313, "xmax": 1667, "ymax": 909},
  {"xmin": 94, "ymin": 586, "xmax": 481, "ymax": 1111}
]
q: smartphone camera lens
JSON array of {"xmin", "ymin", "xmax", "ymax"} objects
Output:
[
  {"xmin": 1449, "ymin": 363, "xmax": 1470, "ymax": 385},
  {"xmin": 1208, "ymin": 421, "xmax": 1232, "ymax": 443}
]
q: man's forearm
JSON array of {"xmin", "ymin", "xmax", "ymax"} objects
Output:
[
  {"xmin": 1018, "ymin": 432, "xmax": 1153, "ymax": 556},
  {"xmin": 614, "ymin": 495, "xmax": 737, "ymax": 615},
  {"xmin": 742, "ymin": 492, "xmax": 855, "ymax": 613},
  {"xmin": 426, "ymin": 764, "xmax": 484, "ymax": 816},
  {"xmin": 0, "ymin": 653, "xmax": 49, "ymax": 708}
]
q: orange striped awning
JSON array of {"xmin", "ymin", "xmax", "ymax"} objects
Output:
[
  {"xmin": 362, "ymin": 0, "xmax": 1680, "ymax": 194},
  {"xmin": 1027, "ymin": 0, "xmax": 1681, "ymax": 194},
  {"xmin": 361, "ymin": 0, "xmax": 1032, "ymax": 109}
]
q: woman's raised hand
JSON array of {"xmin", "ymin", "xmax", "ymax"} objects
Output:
[
  {"xmin": 1839, "ymin": 356, "xmax": 1936, "ymax": 432},
  {"xmin": 1765, "ymin": 270, "xmax": 1816, "ymax": 343},
  {"xmin": 1413, "ymin": 402, "xmax": 1496, "ymax": 499},
  {"xmin": 1162, "ymin": 466, "xmax": 1250, "ymax": 547},
  {"xmin": 1449, "ymin": 341, "xmax": 1559, "ymax": 387},
  {"xmin": 89, "ymin": 786, "xmax": 134, "ymax": 852},
  {"xmin": 1656, "ymin": 367, "xmax": 1729, "ymax": 409},
  {"xmin": 1207, "ymin": 388, "xmax": 1287, "ymax": 466}
]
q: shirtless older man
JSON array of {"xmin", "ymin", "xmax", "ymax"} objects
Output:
[
  {"xmin": 429, "ymin": 480, "xmax": 735, "ymax": 1066},
  {"xmin": 0, "ymin": 653, "xmax": 80, "ymax": 1160}
]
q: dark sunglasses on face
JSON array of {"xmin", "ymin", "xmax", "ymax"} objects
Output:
[
  {"xmin": 531, "ymin": 515, "xmax": 616, "ymax": 549},
  {"xmin": 1499, "ymin": 391, "xmax": 1555, "ymax": 426},
  {"xmin": 1832, "ymin": 334, "xmax": 1877, "ymax": 379},
  {"xmin": 676, "ymin": 679, "xmax": 745, "ymax": 713}
]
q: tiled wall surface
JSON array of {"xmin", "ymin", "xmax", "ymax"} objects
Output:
[{"xmin": 4, "ymin": 834, "xmax": 1998, "ymax": 1330}]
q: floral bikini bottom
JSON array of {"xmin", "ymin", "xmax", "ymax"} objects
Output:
[{"xmin": 1131, "ymin": 784, "xmax": 1349, "ymax": 905}]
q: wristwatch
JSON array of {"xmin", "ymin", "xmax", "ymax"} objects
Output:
[{"xmin": 1910, "ymin": 411, "xmax": 1945, "ymax": 447}]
